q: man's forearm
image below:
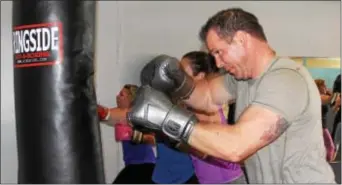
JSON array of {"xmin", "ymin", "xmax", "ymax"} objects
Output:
[
  {"xmin": 187, "ymin": 122, "xmax": 243, "ymax": 162},
  {"xmin": 175, "ymin": 142, "xmax": 208, "ymax": 159}
]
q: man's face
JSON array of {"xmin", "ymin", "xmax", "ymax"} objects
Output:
[{"xmin": 206, "ymin": 29, "xmax": 249, "ymax": 79}]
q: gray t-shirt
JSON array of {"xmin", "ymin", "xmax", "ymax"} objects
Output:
[{"xmin": 223, "ymin": 57, "xmax": 336, "ymax": 183}]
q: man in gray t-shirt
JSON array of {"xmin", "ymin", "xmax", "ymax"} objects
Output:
[
  {"xmin": 223, "ymin": 57, "xmax": 335, "ymax": 183},
  {"xmin": 129, "ymin": 8, "xmax": 336, "ymax": 183}
]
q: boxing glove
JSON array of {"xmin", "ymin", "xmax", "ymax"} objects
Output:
[
  {"xmin": 140, "ymin": 54, "xmax": 195, "ymax": 100},
  {"xmin": 115, "ymin": 123, "xmax": 133, "ymax": 141},
  {"xmin": 97, "ymin": 105, "xmax": 110, "ymax": 121},
  {"xmin": 127, "ymin": 85, "xmax": 198, "ymax": 142}
]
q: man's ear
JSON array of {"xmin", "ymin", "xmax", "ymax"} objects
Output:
[{"xmin": 233, "ymin": 30, "xmax": 248, "ymax": 45}]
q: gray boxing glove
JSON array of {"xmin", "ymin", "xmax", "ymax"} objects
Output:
[
  {"xmin": 127, "ymin": 85, "xmax": 198, "ymax": 142},
  {"xmin": 140, "ymin": 54, "xmax": 195, "ymax": 100}
]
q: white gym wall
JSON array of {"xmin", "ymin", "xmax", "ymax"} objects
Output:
[{"xmin": 1, "ymin": 1, "xmax": 340, "ymax": 183}]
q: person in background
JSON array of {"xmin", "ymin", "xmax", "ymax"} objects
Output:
[
  {"xmin": 332, "ymin": 74, "xmax": 341, "ymax": 160},
  {"xmin": 179, "ymin": 51, "xmax": 247, "ymax": 184},
  {"xmin": 97, "ymin": 84, "xmax": 156, "ymax": 184},
  {"xmin": 314, "ymin": 79, "xmax": 336, "ymax": 162},
  {"xmin": 314, "ymin": 79, "xmax": 333, "ymax": 128},
  {"xmin": 332, "ymin": 74, "xmax": 341, "ymax": 134}
]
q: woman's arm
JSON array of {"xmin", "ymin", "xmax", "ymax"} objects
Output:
[
  {"xmin": 98, "ymin": 106, "xmax": 130, "ymax": 127},
  {"xmin": 109, "ymin": 107, "xmax": 130, "ymax": 123}
]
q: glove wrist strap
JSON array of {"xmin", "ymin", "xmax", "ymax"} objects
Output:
[
  {"xmin": 171, "ymin": 75, "xmax": 195, "ymax": 100},
  {"xmin": 161, "ymin": 106, "xmax": 197, "ymax": 142},
  {"xmin": 181, "ymin": 117, "xmax": 197, "ymax": 143}
]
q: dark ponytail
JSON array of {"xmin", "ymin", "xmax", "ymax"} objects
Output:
[{"xmin": 182, "ymin": 51, "xmax": 219, "ymax": 76}]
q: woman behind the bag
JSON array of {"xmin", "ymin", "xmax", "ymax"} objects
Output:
[{"xmin": 97, "ymin": 85, "xmax": 156, "ymax": 184}]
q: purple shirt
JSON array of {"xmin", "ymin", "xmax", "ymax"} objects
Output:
[{"xmin": 190, "ymin": 108, "xmax": 243, "ymax": 184}]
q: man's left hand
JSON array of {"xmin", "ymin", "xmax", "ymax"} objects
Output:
[{"xmin": 127, "ymin": 85, "xmax": 198, "ymax": 142}]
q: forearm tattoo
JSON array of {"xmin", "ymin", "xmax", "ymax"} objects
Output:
[{"xmin": 260, "ymin": 116, "xmax": 289, "ymax": 142}]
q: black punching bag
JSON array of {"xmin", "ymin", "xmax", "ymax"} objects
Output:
[{"xmin": 12, "ymin": 1, "xmax": 105, "ymax": 183}]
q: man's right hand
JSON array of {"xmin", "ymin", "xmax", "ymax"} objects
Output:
[{"xmin": 140, "ymin": 54, "xmax": 195, "ymax": 100}]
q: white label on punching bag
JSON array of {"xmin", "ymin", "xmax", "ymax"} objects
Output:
[{"xmin": 12, "ymin": 22, "xmax": 63, "ymax": 68}]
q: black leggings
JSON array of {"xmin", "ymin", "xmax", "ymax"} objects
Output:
[
  {"xmin": 184, "ymin": 174, "xmax": 199, "ymax": 184},
  {"xmin": 152, "ymin": 174, "xmax": 199, "ymax": 184},
  {"xmin": 113, "ymin": 163, "xmax": 199, "ymax": 184},
  {"xmin": 113, "ymin": 163, "xmax": 155, "ymax": 184}
]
